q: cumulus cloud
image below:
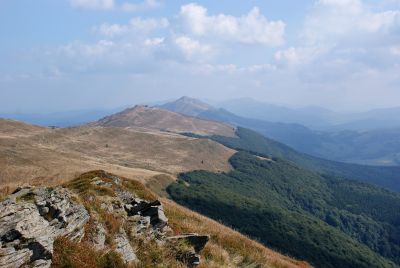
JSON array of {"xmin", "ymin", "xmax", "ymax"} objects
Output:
[
  {"xmin": 69, "ymin": 0, "xmax": 114, "ymax": 10},
  {"xmin": 180, "ymin": 3, "xmax": 285, "ymax": 46},
  {"xmin": 61, "ymin": 40, "xmax": 115, "ymax": 57},
  {"xmin": 275, "ymin": 47, "xmax": 312, "ymax": 66},
  {"xmin": 304, "ymin": 0, "xmax": 400, "ymax": 44},
  {"xmin": 69, "ymin": 0, "xmax": 162, "ymax": 11},
  {"xmin": 174, "ymin": 36, "xmax": 214, "ymax": 61},
  {"xmin": 96, "ymin": 17, "xmax": 169, "ymax": 37},
  {"xmin": 121, "ymin": 0, "xmax": 161, "ymax": 12},
  {"xmin": 144, "ymin": 37, "xmax": 164, "ymax": 46},
  {"xmin": 275, "ymin": 0, "xmax": 400, "ymax": 68},
  {"xmin": 391, "ymin": 46, "xmax": 400, "ymax": 55}
]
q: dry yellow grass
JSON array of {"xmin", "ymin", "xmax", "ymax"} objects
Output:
[
  {"xmin": 0, "ymin": 119, "xmax": 235, "ymax": 195},
  {"xmin": 163, "ymin": 198, "xmax": 311, "ymax": 268},
  {"xmin": 92, "ymin": 105, "xmax": 237, "ymax": 137},
  {"xmin": 61, "ymin": 170, "xmax": 311, "ymax": 268},
  {"xmin": 0, "ymin": 119, "xmax": 311, "ymax": 267}
]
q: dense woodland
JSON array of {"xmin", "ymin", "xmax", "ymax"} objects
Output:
[
  {"xmin": 210, "ymin": 127, "xmax": 400, "ymax": 192},
  {"xmin": 168, "ymin": 151, "xmax": 400, "ymax": 268}
]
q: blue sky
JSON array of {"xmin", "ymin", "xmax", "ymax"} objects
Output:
[{"xmin": 1, "ymin": 0, "xmax": 400, "ymax": 113}]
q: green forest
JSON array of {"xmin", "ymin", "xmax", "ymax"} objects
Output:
[
  {"xmin": 210, "ymin": 127, "xmax": 400, "ymax": 192},
  {"xmin": 167, "ymin": 151, "xmax": 400, "ymax": 268}
]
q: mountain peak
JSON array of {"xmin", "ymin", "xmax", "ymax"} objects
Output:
[
  {"xmin": 161, "ymin": 97, "xmax": 214, "ymax": 117},
  {"xmin": 91, "ymin": 103, "xmax": 236, "ymax": 137}
]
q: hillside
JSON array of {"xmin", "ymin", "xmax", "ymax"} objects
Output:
[
  {"xmin": 160, "ymin": 96, "xmax": 215, "ymax": 117},
  {"xmin": 162, "ymin": 97, "xmax": 400, "ymax": 166},
  {"xmin": 0, "ymin": 170, "xmax": 310, "ymax": 268},
  {"xmin": 0, "ymin": 119, "xmax": 234, "ymax": 195},
  {"xmin": 92, "ymin": 105, "xmax": 236, "ymax": 137},
  {"xmin": 210, "ymin": 127, "xmax": 400, "ymax": 192},
  {"xmin": 168, "ymin": 152, "xmax": 400, "ymax": 268}
]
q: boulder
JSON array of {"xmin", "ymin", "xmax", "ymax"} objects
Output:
[
  {"xmin": 124, "ymin": 199, "xmax": 168, "ymax": 230},
  {"xmin": 167, "ymin": 233, "xmax": 209, "ymax": 253},
  {"xmin": 114, "ymin": 230, "xmax": 137, "ymax": 263},
  {"xmin": 0, "ymin": 187, "xmax": 89, "ymax": 268},
  {"xmin": 167, "ymin": 233, "xmax": 209, "ymax": 267}
]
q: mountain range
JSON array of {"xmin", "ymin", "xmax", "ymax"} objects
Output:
[
  {"xmin": 1, "ymin": 97, "xmax": 400, "ymax": 267},
  {"xmin": 217, "ymin": 98, "xmax": 400, "ymax": 131},
  {"xmin": 161, "ymin": 97, "xmax": 400, "ymax": 166}
]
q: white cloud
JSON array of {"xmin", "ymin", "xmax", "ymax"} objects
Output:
[
  {"xmin": 97, "ymin": 23, "xmax": 127, "ymax": 36},
  {"xmin": 96, "ymin": 17, "xmax": 169, "ymax": 36},
  {"xmin": 391, "ymin": 46, "xmax": 400, "ymax": 55},
  {"xmin": 61, "ymin": 40, "xmax": 115, "ymax": 57},
  {"xmin": 130, "ymin": 17, "xmax": 169, "ymax": 31},
  {"xmin": 276, "ymin": 0, "xmax": 400, "ymax": 69},
  {"xmin": 69, "ymin": 0, "xmax": 114, "ymax": 10},
  {"xmin": 304, "ymin": 0, "xmax": 400, "ymax": 44},
  {"xmin": 180, "ymin": 3, "xmax": 285, "ymax": 46},
  {"xmin": 175, "ymin": 36, "xmax": 213, "ymax": 61},
  {"xmin": 144, "ymin": 37, "xmax": 164, "ymax": 46},
  {"xmin": 275, "ymin": 47, "xmax": 308, "ymax": 66},
  {"xmin": 121, "ymin": 0, "xmax": 161, "ymax": 12},
  {"xmin": 69, "ymin": 0, "xmax": 162, "ymax": 11},
  {"xmin": 275, "ymin": 46, "xmax": 328, "ymax": 66}
]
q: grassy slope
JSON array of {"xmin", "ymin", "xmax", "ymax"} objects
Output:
[
  {"xmin": 0, "ymin": 119, "xmax": 234, "ymax": 195},
  {"xmin": 56, "ymin": 170, "xmax": 310, "ymax": 268},
  {"xmin": 167, "ymin": 152, "xmax": 400, "ymax": 268},
  {"xmin": 92, "ymin": 105, "xmax": 236, "ymax": 137},
  {"xmin": 211, "ymin": 127, "xmax": 400, "ymax": 192}
]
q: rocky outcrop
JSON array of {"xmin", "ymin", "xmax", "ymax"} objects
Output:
[
  {"xmin": 168, "ymin": 234, "xmax": 210, "ymax": 267},
  {"xmin": 0, "ymin": 186, "xmax": 89, "ymax": 268},
  {"xmin": 0, "ymin": 171, "xmax": 209, "ymax": 268},
  {"xmin": 114, "ymin": 230, "xmax": 137, "ymax": 263},
  {"xmin": 124, "ymin": 199, "xmax": 168, "ymax": 231}
]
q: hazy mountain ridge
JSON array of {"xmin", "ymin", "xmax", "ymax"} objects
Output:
[
  {"xmin": 218, "ymin": 98, "xmax": 400, "ymax": 131},
  {"xmin": 161, "ymin": 97, "xmax": 400, "ymax": 166},
  {"xmin": 2, "ymin": 101, "xmax": 400, "ymax": 268},
  {"xmin": 92, "ymin": 105, "xmax": 236, "ymax": 137},
  {"xmin": 160, "ymin": 96, "xmax": 215, "ymax": 117}
]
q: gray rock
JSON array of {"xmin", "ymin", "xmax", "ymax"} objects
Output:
[
  {"xmin": 114, "ymin": 230, "xmax": 137, "ymax": 264},
  {"xmin": 167, "ymin": 233, "xmax": 209, "ymax": 253},
  {"xmin": 0, "ymin": 187, "xmax": 89, "ymax": 268},
  {"xmin": 108, "ymin": 175, "xmax": 121, "ymax": 185},
  {"xmin": 177, "ymin": 251, "xmax": 201, "ymax": 267},
  {"xmin": 91, "ymin": 178, "xmax": 113, "ymax": 188},
  {"xmin": 124, "ymin": 199, "xmax": 168, "ymax": 231},
  {"xmin": 167, "ymin": 233, "xmax": 209, "ymax": 267},
  {"xmin": 92, "ymin": 222, "xmax": 107, "ymax": 250}
]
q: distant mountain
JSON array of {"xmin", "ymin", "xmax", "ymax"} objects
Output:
[
  {"xmin": 217, "ymin": 98, "xmax": 338, "ymax": 129},
  {"xmin": 91, "ymin": 105, "xmax": 236, "ymax": 137},
  {"xmin": 160, "ymin": 96, "xmax": 215, "ymax": 117},
  {"xmin": 161, "ymin": 97, "xmax": 400, "ymax": 166},
  {"xmin": 328, "ymin": 107, "xmax": 400, "ymax": 131},
  {"xmin": 218, "ymin": 98, "xmax": 400, "ymax": 131},
  {"xmin": 0, "ymin": 108, "xmax": 129, "ymax": 127}
]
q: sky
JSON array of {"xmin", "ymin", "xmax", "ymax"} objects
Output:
[{"xmin": 1, "ymin": 0, "xmax": 400, "ymax": 113}]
